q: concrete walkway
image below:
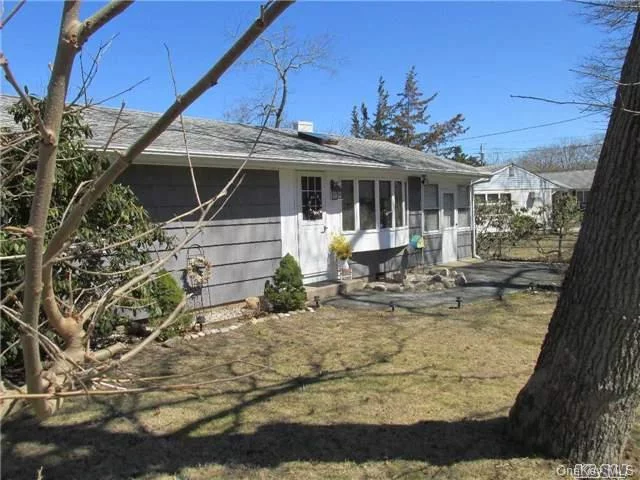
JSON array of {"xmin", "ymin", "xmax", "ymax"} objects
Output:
[{"xmin": 324, "ymin": 261, "xmax": 566, "ymax": 312}]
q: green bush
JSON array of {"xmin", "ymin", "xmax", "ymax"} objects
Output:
[
  {"xmin": 149, "ymin": 270, "xmax": 193, "ymax": 341},
  {"xmin": 264, "ymin": 254, "xmax": 307, "ymax": 312}
]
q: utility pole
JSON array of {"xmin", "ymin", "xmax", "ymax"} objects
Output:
[{"xmin": 480, "ymin": 143, "xmax": 485, "ymax": 164}]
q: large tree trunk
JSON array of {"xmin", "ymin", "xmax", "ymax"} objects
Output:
[{"xmin": 509, "ymin": 14, "xmax": 640, "ymax": 464}]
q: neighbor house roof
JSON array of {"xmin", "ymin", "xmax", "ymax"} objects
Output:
[
  {"xmin": 538, "ymin": 169, "xmax": 596, "ymax": 190},
  {"xmin": 0, "ymin": 95, "xmax": 483, "ymax": 176}
]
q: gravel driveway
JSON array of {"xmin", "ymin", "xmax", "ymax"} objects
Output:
[{"xmin": 324, "ymin": 261, "xmax": 566, "ymax": 311}]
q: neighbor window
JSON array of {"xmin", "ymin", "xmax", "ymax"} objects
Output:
[
  {"xmin": 487, "ymin": 193, "xmax": 500, "ymax": 203},
  {"xmin": 457, "ymin": 185, "xmax": 471, "ymax": 227},
  {"xmin": 477, "ymin": 192, "xmax": 512, "ymax": 205},
  {"xmin": 474, "ymin": 194, "xmax": 486, "ymax": 205},
  {"xmin": 301, "ymin": 176, "xmax": 323, "ymax": 221},
  {"xmin": 342, "ymin": 180, "xmax": 355, "ymax": 231},
  {"xmin": 423, "ymin": 184, "xmax": 439, "ymax": 232},
  {"xmin": 394, "ymin": 181, "xmax": 404, "ymax": 227},
  {"xmin": 359, "ymin": 180, "xmax": 376, "ymax": 230},
  {"xmin": 379, "ymin": 181, "xmax": 392, "ymax": 228}
]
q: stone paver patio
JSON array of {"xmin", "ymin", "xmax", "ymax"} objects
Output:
[{"xmin": 324, "ymin": 261, "xmax": 566, "ymax": 311}]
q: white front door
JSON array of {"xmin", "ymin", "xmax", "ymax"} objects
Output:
[
  {"xmin": 441, "ymin": 189, "xmax": 458, "ymax": 263},
  {"xmin": 297, "ymin": 174, "xmax": 329, "ymax": 280}
]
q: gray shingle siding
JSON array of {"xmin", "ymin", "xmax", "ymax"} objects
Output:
[
  {"xmin": 457, "ymin": 231, "xmax": 473, "ymax": 259},
  {"xmin": 118, "ymin": 166, "xmax": 281, "ymax": 306}
]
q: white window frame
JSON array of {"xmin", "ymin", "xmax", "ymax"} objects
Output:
[
  {"xmin": 422, "ymin": 183, "xmax": 440, "ymax": 234},
  {"xmin": 339, "ymin": 177, "xmax": 407, "ymax": 233},
  {"xmin": 475, "ymin": 192, "xmax": 512, "ymax": 205},
  {"xmin": 457, "ymin": 185, "xmax": 472, "ymax": 230}
]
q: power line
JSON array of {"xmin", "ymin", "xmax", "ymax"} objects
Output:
[
  {"xmin": 454, "ymin": 112, "xmax": 601, "ymax": 142},
  {"xmin": 478, "ymin": 142, "xmax": 603, "ymax": 155}
]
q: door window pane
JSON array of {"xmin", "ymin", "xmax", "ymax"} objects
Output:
[
  {"xmin": 394, "ymin": 181, "xmax": 404, "ymax": 227},
  {"xmin": 342, "ymin": 180, "xmax": 355, "ymax": 231},
  {"xmin": 301, "ymin": 176, "xmax": 323, "ymax": 221},
  {"xmin": 425, "ymin": 210, "xmax": 439, "ymax": 231},
  {"xmin": 359, "ymin": 180, "xmax": 375, "ymax": 230},
  {"xmin": 443, "ymin": 192, "xmax": 454, "ymax": 227},
  {"xmin": 379, "ymin": 181, "xmax": 392, "ymax": 228},
  {"xmin": 458, "ymin": 208, "xmax": 470, "ymax": 227}
]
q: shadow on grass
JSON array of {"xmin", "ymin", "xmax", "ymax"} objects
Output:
[{"xmin": 2, "ymin": 414, "xmax": 538, "ymax": 479}]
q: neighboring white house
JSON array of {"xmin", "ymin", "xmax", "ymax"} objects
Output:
[
  {"xmin": 472, "ymin": 163, "xmax": 565, "ymax": 215},
  {"xmin": 538, "ymin": 169, "xmax": 595, "ymax": 211}
]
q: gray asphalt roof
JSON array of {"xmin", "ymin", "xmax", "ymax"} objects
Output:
[
  {"xmin": 1, "ymin": 95, "xmax": 482, "ymax": 176},
  {"xmin": 538, "ymin": 169, "xmax": 595, "ymax": 190}
]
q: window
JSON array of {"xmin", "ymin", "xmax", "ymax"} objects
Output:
[
  {"xmin": 379, "ymin": 181, "xmax": 392, "ymax": 228},
  {"xmin": 359, "ymin": 180, "xmax": 376, "ymax": 229},
  {"xmin": 443, "ymin": 192, "xmax": 455, "ymax": 227},
  {"xmin": 301, "ymin": 176, "xmax": 322, "ymax": 221},
  {"xmin": 478, "ymin": 192, "xmax": 512, "ymax": 205},
  {"xmin": 423, "ymin": 184, "xmax": 439, "ymax": 232},
  {"xmin": 577, "ymin": 190, "xmax": 589, "ymax": 210},
  {"xmin": 394, "ymin": 181, "xmax": 404, "ymax": 227},
  {"xmin": 342, "ymin": 180, "xmax": 355, "ymax": 231},
  {"xmin": 457, "ymin": 185, "xmax": 470, "ymax": 227}
]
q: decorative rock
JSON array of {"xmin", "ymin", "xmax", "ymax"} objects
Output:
[
  {"xmin": 455, "ymin": 273, "xmax": 467, "ymax": 286},
  {"xmin": 211, "ymin": 328, "xmax": 221, "ymax": 334},
  {"xmin": 162, "ymin": 337, "xmax": 182, "ymax": 348},
  {"xmin": 244, "ymin": 296, "xmax": 260, "ymax": 310},
  {"xmin": 414, "ymin": 282, "xmax": 428, "ymax": 291},
  {"xmin": 306, "ymin": 307, "xmax": 315, "ymax": 312},
  {"xmin": 229, "ymin": 324, "xmax": 240, "ymax": 330},
  {"xmin": 190, "ymin": 333, "xmax": 199, "ymax": 340},
  {"xmin": 284, "ymin": 313, "xmax": 291, "ymax": 317},
  {"xmin": 269, "ymin": 314, "xmax": 279, "ymax": 320},
  {"xmin": 370, "ymin": 283, "xmax": 387, "ymax": 292},
  {"xmin": 441, "ymin": 278, "xmax": 455, "ymax": 289},
  {"xmin": 220, "ymin": 327, "xmax": 230, "ymax": 333},
  {"xmin": 439, "ymin": 268, "xmax": 450, "ymax": 277},
  {"xmin": 386, "ymin": 284, "xmax": 403, "ymax": 293},
  {"xmin": 430, "ymin": 274, "xmax": 443, "ymax": 283},
  {"xmin": 198, "ymin": 331, "xmax": 206, "ymax": 337},
  {"xmin": 277, "ymin": 313, "xmax": 287, "ymax": 319}
]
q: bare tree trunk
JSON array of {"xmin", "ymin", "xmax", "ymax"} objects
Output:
[
  {"xmin": 557, "ymin": 228, "xmax": 564, "ymax": 261},
  {"xmin": 21, "ymin": 2, "xmax": 82, "ymax": 418},
  {"xmin": 274, "ymin": 74, "xmax": 287, "ymax": 128},
  {"xmin": 509, "ymin": 14, "xmax": 640, "ymax": 464}
]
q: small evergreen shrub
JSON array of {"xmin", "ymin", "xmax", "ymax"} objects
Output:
[
  {"xmin": 264, "ymin": 254, "xmax": 307, "ymax": 312},
  {"xmin": 149, "ymin": 270, "xmax": 193, "ymax": 340}
]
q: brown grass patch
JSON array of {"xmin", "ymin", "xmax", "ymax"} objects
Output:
[{"xmin": 4, "ymin": 292, "xmax": 635, "ymax": 479}]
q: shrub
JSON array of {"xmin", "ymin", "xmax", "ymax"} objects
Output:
[
  {"xmin": 149, "ymin": 270, "xmax": 193, "ymax": 341},
  {"xmin": 264, "ymin": 254, "xmax": 307, "ymax": 312}
]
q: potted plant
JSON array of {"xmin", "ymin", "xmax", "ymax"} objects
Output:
[{"xmin": 329, "ymin": 234, "xmax": 353, "ymax": 270}]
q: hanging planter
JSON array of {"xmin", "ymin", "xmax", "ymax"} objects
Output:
[{"xmin": 186, "ymin": 255, "xmax": 212, "ymax": 286}]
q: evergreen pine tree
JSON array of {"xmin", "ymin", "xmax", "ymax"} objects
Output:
[
  {"xmin": 350, "ymin": 106, "xmax": 361, "ymax": 138},
  {"xmin": 391, "ymin": 66, "xmax": 436, "ymax": 150},
  {"xmin": 359, "ymin": 102, "xmax": 370, "ymax": 138},
  {"xmin": 372, "ymin": 76, "xmax": 393, "ymax": 140}
]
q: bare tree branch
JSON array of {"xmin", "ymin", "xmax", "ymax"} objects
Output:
[{"xmin": 164, "ymin": 43, "xmax": 202, "ymax": 208}]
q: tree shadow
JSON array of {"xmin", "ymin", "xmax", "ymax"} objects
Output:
[{"xmin": 2, "ymin": 414, "xmax": 541, "ymax": 480}]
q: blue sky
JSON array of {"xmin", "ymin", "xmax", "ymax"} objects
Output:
[{"xmin": 2, "ymin": 1, "xmax": 614, "ymax": 162}]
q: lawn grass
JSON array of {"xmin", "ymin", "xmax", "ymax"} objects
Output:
[
  {"xmin": 479, "ymin": 233, "xmax": 579, "ymax": 262},
  {"xmin": 3, "ymin": 292, "xmax": 638, "ymax": 479}
]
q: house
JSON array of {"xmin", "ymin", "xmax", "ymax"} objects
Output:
[
  {"xmin": 538, "ymin": 169, "xmax": 595, "ymax": 210},
  {"xmin": 1, "ymin": 96, "xmax": 486, "ymax": 307}
]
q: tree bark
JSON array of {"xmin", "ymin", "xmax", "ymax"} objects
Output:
[
  {"xmin": 274, "ymin": 74, "xmax": 287, "ymax": 128},
  {"xmin": 509, "ymin": 14, "xmax": 640, "ymax": 464}
]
